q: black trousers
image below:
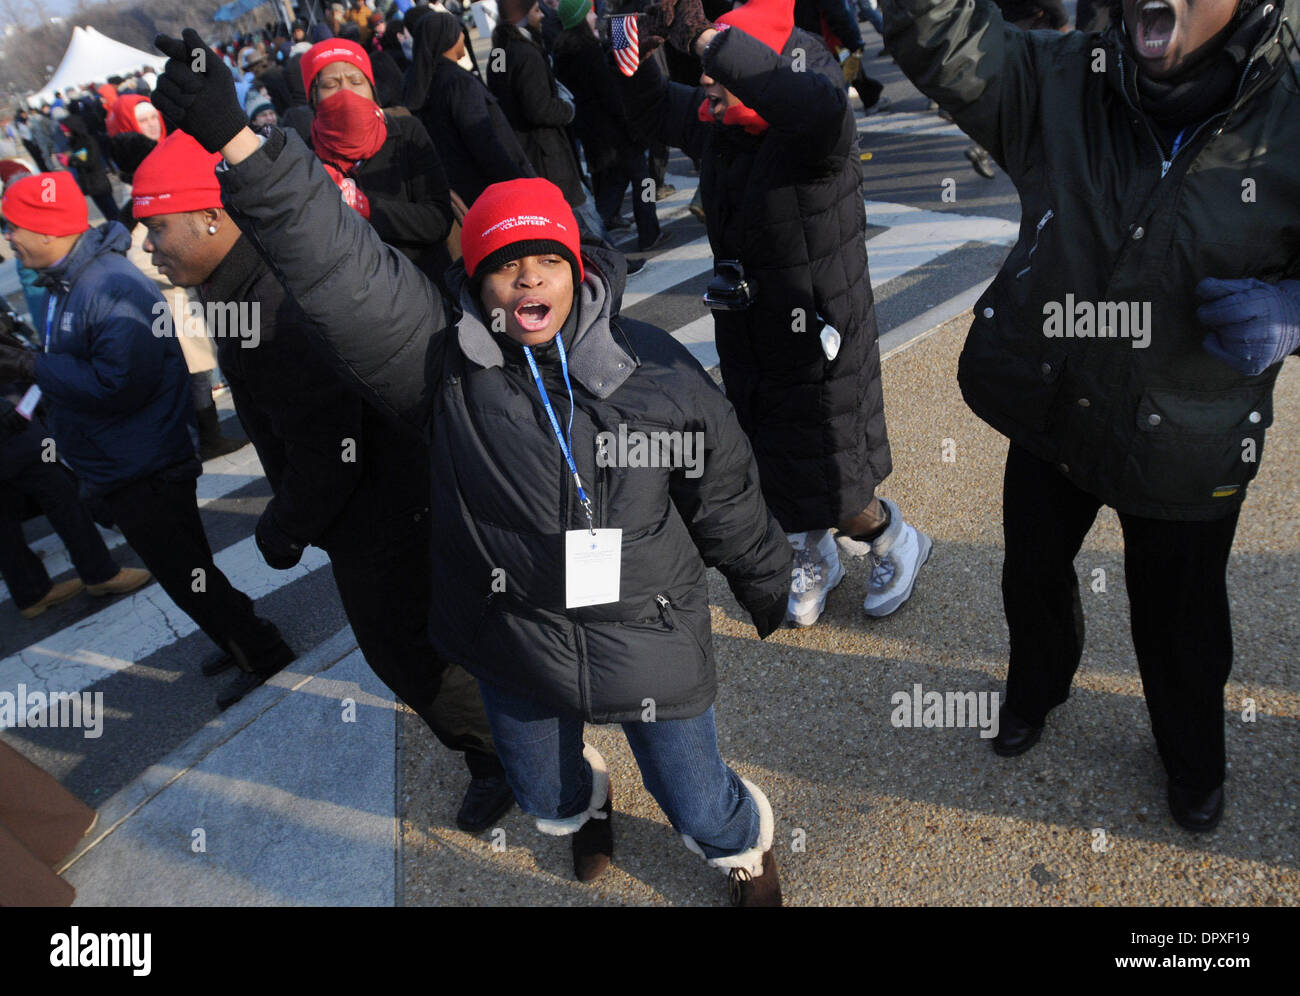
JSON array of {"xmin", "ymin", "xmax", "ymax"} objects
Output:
[
  {"xmin": 328, "ymin": 511, "xmax": 501, "ymax": 779},
  {"xmin": 593, "ymin": 146, "xmax": 662, "ymax": 251},
  {"xmin": 101, "ymin": 470, "xmax": 279, "ymax": 658},
  {"xmin": 0, "ymin": 459, "xmax": 118, "ymax": 609},
  {"xmin": 1001, "ymin": 444, "xmax": 1239, "ymax": 790}
]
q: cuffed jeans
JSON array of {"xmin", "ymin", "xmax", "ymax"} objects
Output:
[
  {"xmin": 476, "ymin": 678, "xmax": 760, "ymax": 860},
  {"xmin": 1001, "ymin": 444, "xmax": 1240, "ymax": 790}
]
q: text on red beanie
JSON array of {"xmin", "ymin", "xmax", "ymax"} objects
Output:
[
  {"xmin": 1, "ymin": 172, "xmax": 89, "ymax": 237},
  {"xmin": 301, "ymin": 39, "xmax": 376, "ymax": 96},
  {"xmin": 132, "ymin": 132, "xmax": 223, "ymax": 219},
  {"xmin": 461, "ymin": 178, "xmax": 584, "ymax": 283}
]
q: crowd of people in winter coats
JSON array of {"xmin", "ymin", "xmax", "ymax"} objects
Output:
[{"xmin": 2, "ymin": 0, "xmax": 1298, "ymax": 906}]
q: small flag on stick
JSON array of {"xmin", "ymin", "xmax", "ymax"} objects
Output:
[{"xmin": 610, "ymin": 14, "xmax": 639, "ymax": 77}]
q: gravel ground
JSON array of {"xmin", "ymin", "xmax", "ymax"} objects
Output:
[{"xmin": 399, "ymin": 314, "xmax": 1299, "ymax": 906}]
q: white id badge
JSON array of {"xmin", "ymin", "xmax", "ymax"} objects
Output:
[
  {"xmin": 565, "ymin": 528, "xmax": 622, "ymax": 608},
  {"xmin": 15, "ymin": 385, "xmax": 41, "ymax": 420}
]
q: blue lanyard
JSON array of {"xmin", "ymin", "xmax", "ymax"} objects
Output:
[
  {"xmin": 522, "ymin": 333, "xmax": 595, "ymax": 531},
  {"xmin": 43, "ymin": 295, "xmax": 57, "ymax": 353},
  {"xmin": 1170, "ymin": 126, "xmax": 1189, "ymax": 160}
]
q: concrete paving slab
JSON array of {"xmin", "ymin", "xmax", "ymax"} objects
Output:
[{"xmin": 61, "ymin": 630, "xmax": 395, "ymax": 906}]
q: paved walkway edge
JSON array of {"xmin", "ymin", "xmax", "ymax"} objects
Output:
[{"xmin": 57, "ymin": 625, "xmax": 361, "ymax": 876}]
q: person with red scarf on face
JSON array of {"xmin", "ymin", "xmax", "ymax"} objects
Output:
[{"xmin": 301, "ymin": 39, "xmax": 455, "ymax": 287}]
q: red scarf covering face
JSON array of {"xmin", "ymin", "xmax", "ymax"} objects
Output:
[
  {"xmin": 696, "ymin": 97, "xmax": 769, "ymax": 135},
  {"xmin": 311, "ymin": 89, "xmax": 388, "ymax": 168}
]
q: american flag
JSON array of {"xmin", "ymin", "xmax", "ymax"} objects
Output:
[{"xmin": 610, "ymin": 14, "xmax": 639, "ymax": 78}]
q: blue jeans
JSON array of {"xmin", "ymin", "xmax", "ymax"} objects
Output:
[
  {"xmin": 859, "ymin": 0, "xmax": 885, "ymax": 33},
  {"xmin": 476, "ymin": 679, "xmax": 760, "ymax": 860}
]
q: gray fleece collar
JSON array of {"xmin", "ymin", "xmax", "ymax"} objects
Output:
[{"xmin": 456, "ymin": 266, "xmax": 636, "ymax": 399}]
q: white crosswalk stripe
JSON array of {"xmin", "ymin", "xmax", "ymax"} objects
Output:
[{"xmin": 0, "ymin": 533, "xmax": 331, "ymax": 726}]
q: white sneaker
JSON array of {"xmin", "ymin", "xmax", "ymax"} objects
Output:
[
  {"xmin": 786, "ymin": 529, "xmax": 844, "ymax": 627},
  {"xmin": 839, "ymin": 498, "xmax": 931, "ymax": 617}
]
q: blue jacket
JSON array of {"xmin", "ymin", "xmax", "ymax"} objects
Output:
[{"xmin": 33, "ymin": 223, "xmax": 198, "ymax": 496}]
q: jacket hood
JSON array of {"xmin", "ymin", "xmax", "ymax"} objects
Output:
[
  {"xmin": 449, "ymin": 241, "xmax": 635, "ymax": 399},
  {"xmin": 35, "ymin": 221, "xmax": 132, "ymax": 291}
]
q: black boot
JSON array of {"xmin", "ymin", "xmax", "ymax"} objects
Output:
[
  {"xmin": 455, "ymin": 774, "xmax": 515, "ymax": 834},
  {"xmin": 197, "ymin": 404, "xmax": 245, "ymax": 461}
]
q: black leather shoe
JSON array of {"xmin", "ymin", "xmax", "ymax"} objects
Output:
[
  {"xmin": 455, "ymin": 775, "xmax": 515, "ymax": 834},
  {"xmin": 992, "ymin": 704, "xmax": 1043, "ymax": 757},
  {"xmin": 215, "ymin": 634, "xmax": 295, "ymax": 711},
  {"xmin": 200, "ymin": 651, "xmax": 235, "ymax": 677},
  {"xmin": 1168, "ymin": 783, "xmax": 1224, "ymax": 833}
]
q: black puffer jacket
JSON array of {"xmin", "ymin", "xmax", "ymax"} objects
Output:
[
  {"xmin": 201, "ymin": 235, "xmax": 431, "ymax": 557},
  {"xmin": 487, "ymin": 24, "xmax": 588, "ymax": 207},
  {"xmin": 219, "ymin": 128, "xmax": 790, "ymax": 722},
  {"xmin": 622, "ymin": 27, "xmax": 890, "ymax": 533}
]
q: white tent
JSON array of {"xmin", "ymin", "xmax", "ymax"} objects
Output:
[{"xmin": 31, "ymin": 26, "xmax": 166, "ymax": 104}]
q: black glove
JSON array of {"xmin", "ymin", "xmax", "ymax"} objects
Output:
[
  {"xmin": 153, "ymin": 28, "xmax": 248, "ymax": 154},
  {"xmin": 0, "ymin": 310, "xmax": 38, "ymax": 347},
  {"xmin": 0, "ymin": 342, "xmax": 36, "ymax": 383},
  {"xmin": 255, "ymin": 505, "xmax": 305, "ymax": 570},
  {"xmin": 750, "ymin": 590, "xmax": 789, "ymax": 640}
]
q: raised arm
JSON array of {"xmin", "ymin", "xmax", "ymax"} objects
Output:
[
  {"xmin": 881, "ymin": 0, "xmax": 1053, "ymax": 178},
  {"xmin": 153, "ymin": 29, "xmax": 446, "ymax": 431}
]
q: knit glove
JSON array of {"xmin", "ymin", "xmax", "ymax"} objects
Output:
[
  {"xmin": 255, "ymin": 505, "xmax": 304, "ymax": 570},
  {"xmin": 643, "ymin": 0, "xmax": 712, "ymax": 56},
  {"xmin": 1197, "ymin": 277, "xmax": 1300, "ymax": 377},
  {"xmin": 0, "ymin": 342, "xmax": 36, "ymax": 384},
  {"xmin": 153, "ymin": 29, "xmax": 249, "ymax": 154}
]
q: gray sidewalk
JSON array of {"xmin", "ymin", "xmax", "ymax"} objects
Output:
[{"xmin": 62, "ymin": 313, "xmax": 1300, "ymax": 906}]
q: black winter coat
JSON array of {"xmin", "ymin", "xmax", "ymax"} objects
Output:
[
  {"xmin": 553, "ymin": 34, "xmax": 640, "ymax": 177},
  {"xmin": 622, "ymin": 27, "xmax": 890, "ymax": 533},
  {"xmin": 487, "ymin": 25, "xmax": 587, "ymax": 207},
  {"xmin": 414, "ymin": 57, "xmax": 535, "ymax": 205},
  {"xmin": 887, "ymin": 0, "xmax": 1300, "ymax": 519},
  {"xmin": 202, "ymin": 235, "xmax": 431, "ymax": 556},
  {"xmin": 318, "ymin": 112, "xmax": 454, "ymax": 285},
  {"xmin": 219, "ymin": 128, "xmax": 791, "ymax": 722}
]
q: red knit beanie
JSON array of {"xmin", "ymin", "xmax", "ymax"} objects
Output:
[
  {"xmin": 131, "ymin": 132, "xmax": 223, "ymax": 219},
  {"xmin": 1, "ymin": 172, "xmax": 88, "ymax": 237},
  {"xmin": 461, "ymin": 178, "xmax": 584, "ymax": 285},
  {"xmin": 715, "ymin": 0, "xmax": 795, "ymax": 54},
  {"xmin": 301, "ymin": 39, "xmax": 376, "ymax": 95}
]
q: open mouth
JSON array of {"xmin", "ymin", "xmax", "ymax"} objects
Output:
[
  {"xmin": 514, "ymin": 298, "xmax": 552, "ymax": 333},
  {"xmin": 1135, "ymin": 0, "xmax": 1177, "ymax": 59}
]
